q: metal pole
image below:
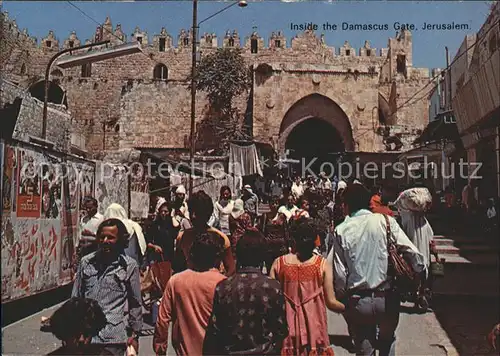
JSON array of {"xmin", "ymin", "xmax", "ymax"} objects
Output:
[
  {"xmin": 445, "ymin": 46, "xmax": 452, "ymax": 110},
  {"xmin": 42, "ymin": 40, "xmax": 110, "ymax": 140},
  {"xmin": 189, "ymin": 0, "xmax": 198, "ymax": 197}
]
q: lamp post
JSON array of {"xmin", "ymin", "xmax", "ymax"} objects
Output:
[
  {"xmin": 42, "ymin": 40, "xmax": 143, "ymax": 140},
  {"xmin": 188, "ymin": 0, "xmax": 247, "ymax": 197}
]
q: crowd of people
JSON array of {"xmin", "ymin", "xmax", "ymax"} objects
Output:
[{"xmin": 39, "ymin": 174, "xmax": 498, "ymax": 356}]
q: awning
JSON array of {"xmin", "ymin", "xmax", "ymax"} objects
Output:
[
  {"xmin": 139, "ymin": 149, "xmax": 214, "ymax": 178},
  {"xmin": 413, "ymin": 114, "xmax": 460, "ymax": 145}
]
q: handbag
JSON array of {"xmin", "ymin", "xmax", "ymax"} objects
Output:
[
  {"xmin": 150, "ymin": 259, "xmax": 172, "ymax": 292},
  {"xmin": 383, "ymin": 214, "xmax": 420, "ymax": 293},
  {"xmin": 140, "ymin": 266, "xmax": 156, "ymax": 293},
  {"xmin": 430, "ymin": 259, "xmax": 445, "ymax": 277}
]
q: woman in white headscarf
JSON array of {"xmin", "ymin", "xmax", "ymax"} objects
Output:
[
  {"xmin": 394, "ymin": 186, "xmax": 435, "ymax": 310},
  {"xmin": 103, "ymin": 203, "xmax": 147, "ymax": 265}
]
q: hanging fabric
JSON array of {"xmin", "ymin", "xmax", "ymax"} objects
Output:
[{"xmin": 228, "ymin": 143, "xmax": 263, "ymax": 178}]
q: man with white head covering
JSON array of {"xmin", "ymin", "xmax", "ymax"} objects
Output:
[
  {"xmin": 103, "ymin": 203, "xmax": 147, "ymax": 265},
  {"xmin": 172, "ymin": 185, "xmax": 190, "ymax": 231}
]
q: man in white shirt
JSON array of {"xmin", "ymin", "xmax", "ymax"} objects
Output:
[
  {"xmin": 79, "ymin": 197, "xmax": 104, "ymax": 257},
  {"xmin": 318, "ymin": 171, "xmax": 333, "ymax": 191},
  {"xmin": 291, "ymin": 176, "xmax": 304, "ymax": 201},
  {"xmin": 276, "ymin": 194, "xmax": 298, "ymax": 222},
  {"xmin": 328, "ymin": 184, "xmax": 425, "ymax": 356}
]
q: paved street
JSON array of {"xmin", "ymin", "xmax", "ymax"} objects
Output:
[{"xmin": 5, "ymin": 295, "xmax": 497, "ymax": 355}]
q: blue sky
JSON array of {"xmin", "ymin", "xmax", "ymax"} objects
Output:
[{"xmin": 2, "ymin": 1, "xmax": 492, "ymax": 68}]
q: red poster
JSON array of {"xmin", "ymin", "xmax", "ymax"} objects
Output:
[{"xmin": 16, "ymin": 150, "xmax": 41, "ymax": 218}]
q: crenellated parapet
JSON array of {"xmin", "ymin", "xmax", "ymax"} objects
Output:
[
  {"xmin": 113, "ymin": 24, "xmax": 126, "ymax": 44},
  {"xmin": 222, "ymin": 30, "xmax": 240, "ymax": 48},
  {"xmin": 200, "ymin": 32, "xmax": 218, "ymax": 49},
  {"xmin": 41, "ymin": 30, "xmax": 59, "ymax": 51},
  {"xmin": 1, "ymin": 12, "xmax": 38, "ymax": 47},
  {"xmin": 0, "ymin": 12, "xmax": 401, "ymax": 59},
  {"xmin": 339, "ymin": 40, "xmax": 355, "ymax": 57},
  {"xmin": 269, "ymin": 31, "xmax": 286, "ymax": 49},
  {"xmin": 291, "ymin": 29, "xmax": 322, "ymax": 51},
  {"xmin": 178, "ymin": 29, "xmax": 191, "ymax": 48},
  {"xmin": 244, "ymin": 31, "xmax": 264, "ymax": 53},
  {"xmin": 132, "ymin": 26, "xmax": 148, "ymax": 46},
  {"xmin": 63, "ymin": 31, "xmax": 81, "ymax": 49},
  {"xmin": 359, "ymin": 40, "xmax": 377, "ymax": 57},
  {"xmin": 152, "ymin": 27, "xmax": 173, "ymax": 51}
]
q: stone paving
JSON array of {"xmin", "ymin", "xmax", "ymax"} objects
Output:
[{"xmin": 6, "ymin": 297, "xmax": 496, "ymax": 356}]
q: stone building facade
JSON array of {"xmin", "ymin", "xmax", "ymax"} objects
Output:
[{"xmin": 1, "ymin": 12, "xmax": 431, "ymax": 159}]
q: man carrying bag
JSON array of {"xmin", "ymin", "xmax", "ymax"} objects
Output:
[{"xmin": 328, "ymin": 183, "xmax": 426, "ymax": 356}]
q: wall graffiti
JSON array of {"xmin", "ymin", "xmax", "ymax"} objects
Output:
[{"xmin": 1, "ymin": 140, "xmax": 95, "ymax": 303}]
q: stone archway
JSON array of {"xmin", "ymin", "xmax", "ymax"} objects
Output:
[
  {"xmin": 279, "ymin": 93, "xmax": 354, "ymax": 174},
  {"xmin": 279, "ymin": 93, "xmax": 354, "ymax": 152}
]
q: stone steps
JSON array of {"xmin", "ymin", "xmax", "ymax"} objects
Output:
[{"xmin": 430, "ymin": 231, "xmax": 499, "ymax": 296}]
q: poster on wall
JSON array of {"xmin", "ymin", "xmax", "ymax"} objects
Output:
[
  {"xmin": 2, "ymin": 145, "xmax": 17, "ymax": 214},
  {"xmin": 68, "ymin": 163, "xmax": 79, "ymax": 210},
  {"xmin": 16, "ymin": 149, "xmax": 41, "ymax": 218},
  {"xmin": 130, "ymin": 191, "xmax": 150, "ymax": 219},
  {"xmin": 95, "ymin": 163, "xmax": 129, "ymax": 214},
  {"xmin": 79, "ymin": 164, "xmax": 95, "ymax": 209},
  {"xmin": 41, "ymin": 161, "xmax": 63, "ymax": 219},
  {"xmin": 59, "ymin": 162, "xmax": 79, "ymax": 282}
]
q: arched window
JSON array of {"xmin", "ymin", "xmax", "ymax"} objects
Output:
[
  {"xmin": 28, "ymin": 80, "xmax": 67, "ymax": 107},
  {"xmin": 153, "ymin": 64, "xmax": 168, "ymax": 80}
]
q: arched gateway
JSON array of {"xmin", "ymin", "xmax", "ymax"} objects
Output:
[{"xmin": 278, "ymin": 93, "xmax": 355, "ymax": 174}]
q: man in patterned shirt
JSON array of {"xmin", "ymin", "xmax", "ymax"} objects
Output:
[
  {"xmin": 72, "ymin": 218, "xmax": 143, "ymax": 355},
  {"xmin": 203, "ymin": 229, "xmax": 289, "ymax": 355}
]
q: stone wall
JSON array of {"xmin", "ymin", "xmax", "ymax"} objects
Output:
[
  {"xmin": 1, "ymin": 12, "xmax": 430, "ymax": 155},
  {"xmin": 1, "ymin": 79, "xmax": 72, "ymax": 153},
  {"xmin": 450, "ymin": 34, "xmax": 476, "ymax": 99}
]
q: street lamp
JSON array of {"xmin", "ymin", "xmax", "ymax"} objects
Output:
[
  {"xmin": 189, "ymin": 0, "xmax": 248, "ymax": 196},
  {"xmin": 42, "ymin": 40, "xmax": 142, "ymax": 140}
]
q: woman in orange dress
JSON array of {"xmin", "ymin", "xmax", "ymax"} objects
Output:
[{"xmin": 270, "ymin": 218, "xmax": 345, "ymax": 356}]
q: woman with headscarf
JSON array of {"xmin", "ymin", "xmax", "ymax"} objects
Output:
[
  {"xmin": 212, "ymin": 186, "xmax": 234, "ymax": 236},
  {"xmin": 394, "ymin": 187, "xmax": 435, "ymax": 310},
  {"xmin": 103, "ymin": 203, "xmax": 147, "ymax": 266},
  {"xmin": 147, "ymin": 198, "xmax": 177, "ymax": 264}
]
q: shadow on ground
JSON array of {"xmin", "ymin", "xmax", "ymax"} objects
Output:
[
  {"xmin": 329, "ymin": 334, "xmax": 355, "ymax": 353},
  {"xmin": 431, "ymin": 295, "xmax": 499, "ymax": 356},
  {"xmin": 1, "ymin": 284, "xmax": 73, "ymax": 327}
]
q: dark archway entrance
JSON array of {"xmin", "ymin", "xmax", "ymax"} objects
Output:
[
  {"xmin": 279, "ymin": 93, "xmax": 354, "ymax": 176},
  {"xmin": 28, "ymin": 80, "xmax": 68, "ymax": 108},
  {"xmin": 285, "ymin": 117, "xmax": 345, "ymax": 175}
]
